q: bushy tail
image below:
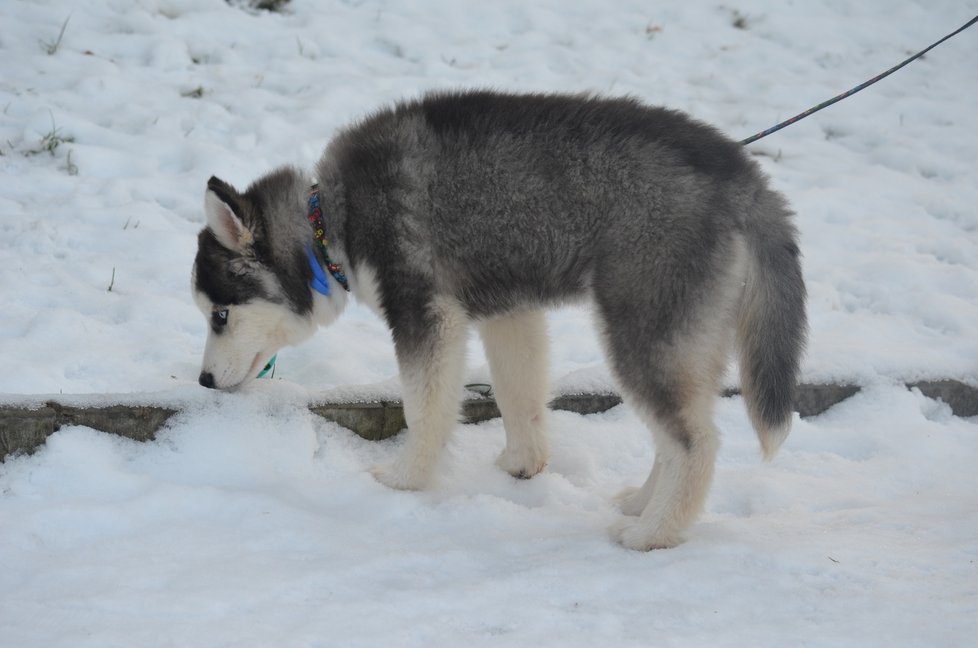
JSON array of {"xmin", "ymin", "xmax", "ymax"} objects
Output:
[{"xmin": 737, "ymin": 189, "xmax": 807, "ymax": 460}]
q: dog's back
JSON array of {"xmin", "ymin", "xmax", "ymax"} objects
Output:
[{"xmin": 324, "ymin": 91, "xmax": 763, "ymax": 311}]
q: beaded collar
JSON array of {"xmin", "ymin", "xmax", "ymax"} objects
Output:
[{"xmin": 307, "ymin": 184, "xmax": 350, "ymax": 294}]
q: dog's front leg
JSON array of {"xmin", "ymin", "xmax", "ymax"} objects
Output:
[
  {"xmin": 478, "ymin": 309, "xmax": 551, "ymax": 479},
  {"xmin": 371, "ymin": 298, "xmax": 469, "ymax": 491}
]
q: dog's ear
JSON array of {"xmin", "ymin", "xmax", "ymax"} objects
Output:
[{"xmin": 204, "ymin": 176, "xmax": 253, "ymax": 252}]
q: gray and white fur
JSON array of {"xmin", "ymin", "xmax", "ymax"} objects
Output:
[{"xmin": 192, "ymin": 90, "xmax": 807, "ymax": 550}]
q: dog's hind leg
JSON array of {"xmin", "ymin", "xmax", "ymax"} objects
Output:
[
  {"xmin": 478, "ymin": 309, "xmax": 551, "ymax": 479},
  {"xmin": 371, "ymin": 297, "xmax": 469, "ymax": 491},
  {"xmin": 597, "ymin": 254, "xmax": 742, "ymax": 549},
  {"xmin": 606, "ymin": 335, "xmax": 728, "ymax": 549},
  {"xmin": 608, "ymin": 387, "xmax": 722, "ymax": 550}
]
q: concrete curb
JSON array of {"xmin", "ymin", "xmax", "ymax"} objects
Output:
[{"xmin": 1, "ymin": 380, "xmax": 975, "ymax": 460}]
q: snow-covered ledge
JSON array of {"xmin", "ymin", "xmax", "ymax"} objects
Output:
[{"xmin": 1, "ymin": 380, "xmax": 974, "ymax": 461}]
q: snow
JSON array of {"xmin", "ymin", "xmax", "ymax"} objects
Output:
[{"xmin": 1, "ymin": 0, "xmax": 976, "ymax": 645}]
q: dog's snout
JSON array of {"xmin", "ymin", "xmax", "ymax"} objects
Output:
[{"xmin": 198, "ymin": 371, "xmax": 216, "ymax": 389}]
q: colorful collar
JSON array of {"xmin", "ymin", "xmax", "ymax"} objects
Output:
[{"xmin": 307, "ymin": 185, "xmax": 350, "ymax": 294}]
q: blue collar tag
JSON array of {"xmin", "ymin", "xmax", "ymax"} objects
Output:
[
  {"xmin": 307, "ymin": 246, "xmax": 331, "ymax": 296},
  {"xmin": 257, "ymin": 354, "xmax": 277, "ymax": 379}
]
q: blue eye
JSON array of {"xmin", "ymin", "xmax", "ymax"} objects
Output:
[{"xmin": 212, "ymin": 309, "xmax": 229, "ymax": 328}]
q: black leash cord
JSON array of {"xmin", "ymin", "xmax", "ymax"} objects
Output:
[{"xmin": 740, "ymin": 14, "xmax": 978, "ymax": 145}]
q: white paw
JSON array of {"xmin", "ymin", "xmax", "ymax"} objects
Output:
[
  {"xmin": 614, "ymin": 486, "xmax": 649, "ymax": 517},
  {"xmin": 609, "ymin": 516, "xmax": 681, "ymax": 551},
  {"xmin": 370, "ymin": 461, "xmax": 429, "ymax": 491},
  {"xmin": 496, "ymin": 445, "xmax": 548, "ymax": 480}
]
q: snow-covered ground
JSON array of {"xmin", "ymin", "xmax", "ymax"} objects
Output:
[{"xmin": 1, "ymin": 1, "xmax": 976, "ymax": 645}]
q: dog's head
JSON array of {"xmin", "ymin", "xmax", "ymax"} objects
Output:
[{"xmin": 192, "ymin": 170, "xmax": 320, "ymax": 390}]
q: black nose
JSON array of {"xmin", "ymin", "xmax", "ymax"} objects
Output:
[{"xmin": 198, "ymin": 372, "xmax": 215, "ymax": 389}]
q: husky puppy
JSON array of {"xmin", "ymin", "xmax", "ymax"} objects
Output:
[{"xmin": 192, "ymin": 90, "xmax": 806, "ymax": 550}]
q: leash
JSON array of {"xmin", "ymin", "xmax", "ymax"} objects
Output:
[{"xmin": 740, "ymin": 14, "xmax": 978, "ymax": 145}]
